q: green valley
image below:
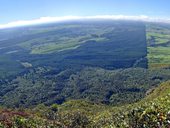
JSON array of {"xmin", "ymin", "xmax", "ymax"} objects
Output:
[{"xmin": 0, "ymin": 20, "xmax": 170, "ymax": 128}]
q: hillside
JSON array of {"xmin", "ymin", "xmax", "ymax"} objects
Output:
[{"xmin": 1, "ymin": 80, "xmax": 170, "ymax": 127}]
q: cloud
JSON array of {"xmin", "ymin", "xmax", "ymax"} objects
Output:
[{"xmin": 0, "ymin": 15, "xmax": 170, "ymax": 29}]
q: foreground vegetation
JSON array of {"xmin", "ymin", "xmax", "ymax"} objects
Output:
[{"xmin": 1, "ymin": 81, "xmax": 170, "ymax": 127}]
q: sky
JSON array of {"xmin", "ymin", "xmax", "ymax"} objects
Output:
[{"xmin": 0, "ymin": 0, "xmax": 170, "ymax": 28}]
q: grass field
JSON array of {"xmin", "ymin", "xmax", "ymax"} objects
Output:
[
  {"xmin": 18, "ymin": 24, "xmax": 111, "ymax": 54},
  {"xmin": 147, "ymin": 23, "xmax": 170, "ymax": 68}
]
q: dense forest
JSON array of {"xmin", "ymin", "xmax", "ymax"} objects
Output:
[{"xmin": 1, "ymin": 67, "xmax": 170, "ymax": 108}]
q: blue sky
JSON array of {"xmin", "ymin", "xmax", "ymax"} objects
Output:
[{"xmin": 0, "ymin": 0, "xmax": 170, "ymax": 27}]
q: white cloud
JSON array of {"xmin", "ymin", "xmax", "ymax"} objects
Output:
[{"xmin": 0, "ymin": 15, "xmax": 170, "ymax": 29}]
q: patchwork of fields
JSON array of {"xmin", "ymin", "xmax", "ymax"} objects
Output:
[
  {"xmin": 146, "ymin": 23, "xmax": 170, "ymax": 68},
  {"xmin": 0, "ymin": 21, "xmax": 147, "ymax": 79},
  {"xmin": 0, "ymin": 21, "xmax": 170, "ymax": 80}
]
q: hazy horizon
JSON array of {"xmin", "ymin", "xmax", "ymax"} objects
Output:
[
  {"xmin": 0, "ymin": 15, "xmax": 170, "ymax": 29},
  {"xmin": 1, "ymin": 0, "xmax": 170, "ymax": 29}
]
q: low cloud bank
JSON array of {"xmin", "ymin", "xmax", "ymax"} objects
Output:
[{"xmin": 0, "ymin": 15, "xmax": 170, "ymax": 29}]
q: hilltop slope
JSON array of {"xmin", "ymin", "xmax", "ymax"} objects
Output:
[{"xmin": 1, "ymin": 81, "xmax": 170, "ymax": 127}]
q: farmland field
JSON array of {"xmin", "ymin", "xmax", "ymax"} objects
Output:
[
  {"xmin": 147, "ymin": 23, "xmax": 170, "ymax": 68},
  {"xmin": 0, "ymin": 21, "xmax": 147, "ymax": 79}
]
